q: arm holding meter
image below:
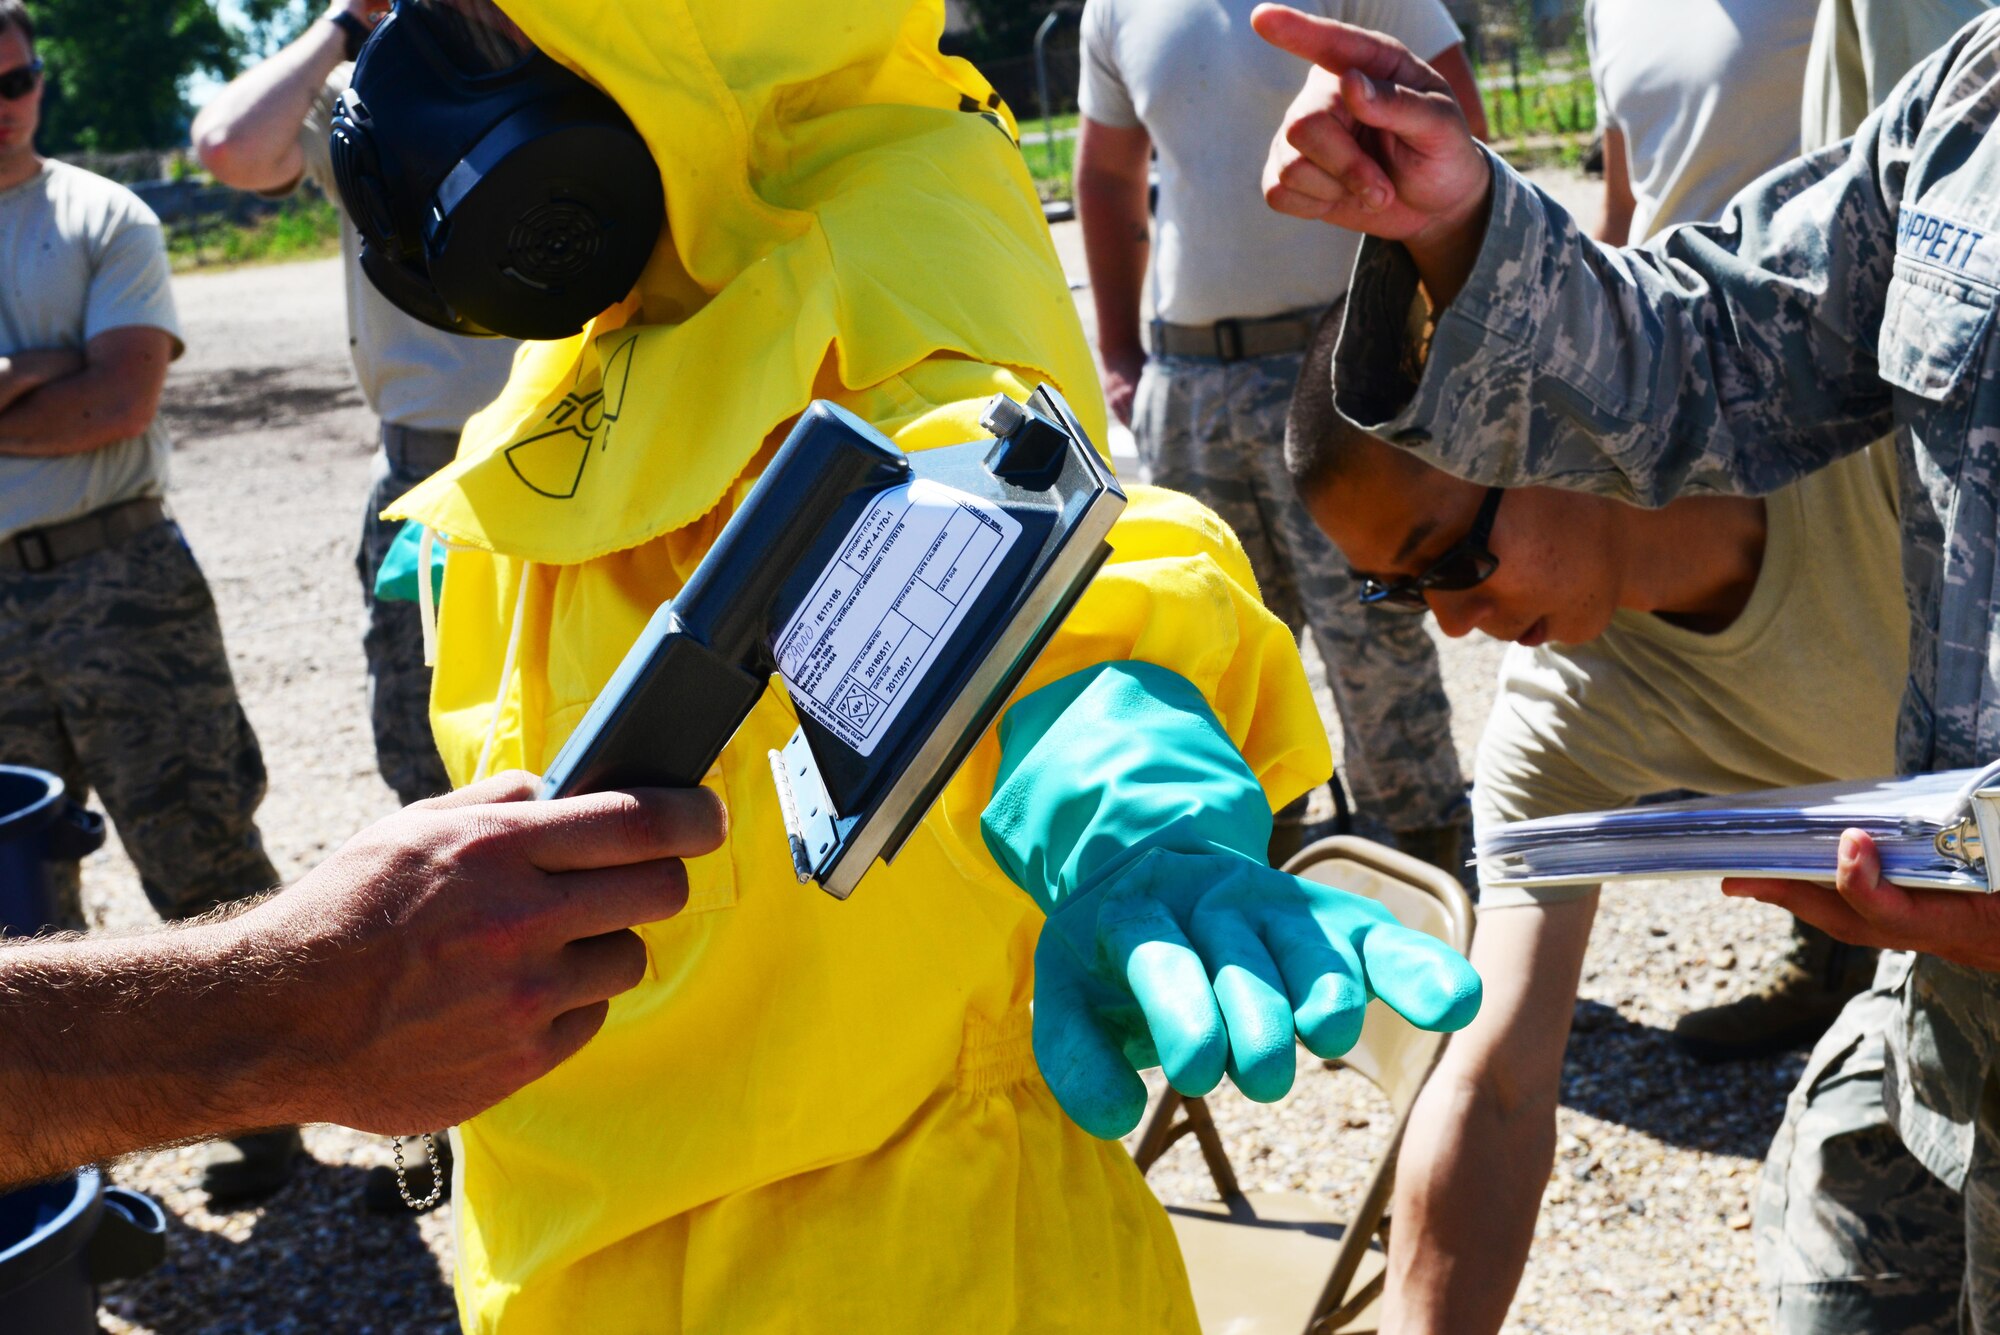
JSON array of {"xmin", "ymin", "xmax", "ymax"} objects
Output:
[{"xmin": 540, "ymin": 385, "xmax": 1480, "ymax": 1137}]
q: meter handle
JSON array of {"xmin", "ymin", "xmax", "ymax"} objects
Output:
[{"xmin": 538, "ymin": 613, "xmax": 767, "ymax": 798}]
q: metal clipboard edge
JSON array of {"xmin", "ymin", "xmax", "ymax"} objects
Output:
[{"xmin": 1937, "ymin": 758, "xmax": 2000, "ymax": 892}]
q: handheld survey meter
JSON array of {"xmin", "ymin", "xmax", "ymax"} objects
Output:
[{"xmin": 538, "ymin": 384, "xmax": 1125, "ymax": 898}]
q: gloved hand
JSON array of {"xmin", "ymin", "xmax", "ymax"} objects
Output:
[{"xmin": 982, "ymin": 661, "xmax": 1481, "ymax": 1139}]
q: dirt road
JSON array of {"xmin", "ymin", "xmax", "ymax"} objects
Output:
[{"xmin": 87, "ymin": 192, "xmax": 1798, "ymax": 1333}]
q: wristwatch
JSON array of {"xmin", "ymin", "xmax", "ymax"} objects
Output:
[{"xmin": 328, "ymin": 10, "xmax": 373, "ymax": 61}]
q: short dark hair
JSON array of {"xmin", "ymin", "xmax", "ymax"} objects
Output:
[
  {"xmin": 0, "ymin": 0, "xmax": 34, "ymax": 51},
  {"xmin": 1286, "ymin": 296, "xmax": 1377, "ymax": 498}
]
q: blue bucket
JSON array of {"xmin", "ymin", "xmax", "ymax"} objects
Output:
[
  {"xmin": 0, "ymin": 766, "xmax": 105, "ymax": 936},
  {"xmin": 0, "ymin": 1167, "xmax": 167, "ymax": 1333}
]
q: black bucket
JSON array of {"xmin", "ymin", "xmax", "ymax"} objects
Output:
[
  {"xmin": 0, "ymin": 766, "xmax": 106, "ymax": 936},
  {"xmin": 0, "ymin": 1167, "xmax": 167, "ymax": 1333}
]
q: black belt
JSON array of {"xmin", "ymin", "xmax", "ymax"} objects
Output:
[
  {"xmin": 0, "ymin": 497, "xmax": 169, "ymax": 574},
  {"xmin": 1151, "ymin": 307, "xmax": 1328, "ymax": 362},
  {"xmin": 381, "ymin": 422, "xmax": 462, "ymax": 477}
]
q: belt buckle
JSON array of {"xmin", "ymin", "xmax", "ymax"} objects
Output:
[
  {"xmin": 1214, "ymin": 318, "xmax": 1245, "ymax": 363},
  {"xmin": 13, "ymin": 529, "xmax": 53, "ymax": 573}
]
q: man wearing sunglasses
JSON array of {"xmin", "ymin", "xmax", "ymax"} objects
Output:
[
  {"xmin": 0, "ymin": 0, "xmax": 294, "ymax": 1200},
  {"xmin": 1288, "ymin": 301, "xmax": 1914, "ymax": 1332}
]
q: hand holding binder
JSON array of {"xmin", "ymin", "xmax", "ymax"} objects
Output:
[
  {"xmin": 1480, "ymin": 760, "xmax": 2000, "ymax": 894},
  {"xmin": 1480, "ymin": 760, "xmax": 2000, "ymax": 970},
  {"xmin": 1724, "ymin": 826, "xmax": 2000, "ymax": 972}
]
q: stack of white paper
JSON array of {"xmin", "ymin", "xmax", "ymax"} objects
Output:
[{"xmin": 1479, "ymin": 762, "xmax": 2000, "ymax": 894}]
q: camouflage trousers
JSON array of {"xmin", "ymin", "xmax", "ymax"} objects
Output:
[
  {"xmin": 356, "ymin": 426, "xmax": 454, "ymax": 807},
  {"xmin": 1757, "ymin": 950, "xmax": 1997, "ymax": 1332},
  {"xmin": 1131, "ymin": 352, "xmax": 1463, "ymax": 832},
  {"xmin": 0, "ymin": 518, "xmax": 279, "ymax": 928}
]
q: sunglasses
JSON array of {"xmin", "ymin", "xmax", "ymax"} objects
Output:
[
  {"xmin": 1352, "ymin": 487, "xmax": 1505, "ymax": 613},
  {"xmin": 0, "ymin": 59, "xmax": 42, "ymax": 102}
]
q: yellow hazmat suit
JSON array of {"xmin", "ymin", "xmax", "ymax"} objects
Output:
[{"xmin": 388, "ymin": 2, "xmax": 1332, "ymax": 1329}]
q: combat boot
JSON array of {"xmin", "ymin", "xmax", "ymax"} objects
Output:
[
  {"xmin": 1671, "ymin": 921, "xmax": 1875, "ymax": 1063},
  {"xmin": 199, "ymin": 1126, "xmax": 303, "ymax": 1207}
]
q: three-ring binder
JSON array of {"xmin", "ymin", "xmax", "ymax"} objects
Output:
[{"xmin": 1480, "ymin": 759, "xmax": 2000, "ymax": 893}]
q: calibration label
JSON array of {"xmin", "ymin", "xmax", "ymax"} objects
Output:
[{"xmin": 774, "ymin": 479, "xmax": 1021, "ymax": 758}]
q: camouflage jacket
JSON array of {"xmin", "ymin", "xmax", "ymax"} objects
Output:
[{"xmin": 1333, "ymin": 13, "xmax": 2000, "ymax": 1189}]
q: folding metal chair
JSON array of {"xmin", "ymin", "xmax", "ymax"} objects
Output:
[{"xmin": 1132, "ymin": 836, "xmax": 1476, "ymax": 1334}]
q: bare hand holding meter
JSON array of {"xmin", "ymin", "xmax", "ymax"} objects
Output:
[{"xmin": 0, "ymin": 772, "xmax": 725, "ymax": 1188}]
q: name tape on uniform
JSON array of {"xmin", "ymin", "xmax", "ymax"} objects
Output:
[
  {"xmin": 1897, "ymin": 206, "xmax": 1994, "ymax": 280},
  {"xmin": 775, "ymin": 479, "xmax": 1021, "ymax": 758}
]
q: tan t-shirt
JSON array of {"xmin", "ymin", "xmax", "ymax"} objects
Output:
[
  {"xmin": 0, "ymin": 160, "xmax": 185, "ymax": 542},
  {"xmin": 1476, "ymin": 443, "xmax": 1907, "ymax": 908},
  {"xmin": 291, "ymin": 67, "xmax": 519, "ymax": 432},
  {"xmin": 1799, "ymin": 0, "xmax": 1994, "ymax": 152},
  {"xmin": 1078, "ymin": 0, "xmax": 1462, "ymax": 325},
  {"xmin": 1587, "ymin": 0, "xmax": 1818, "ymax": 242}
]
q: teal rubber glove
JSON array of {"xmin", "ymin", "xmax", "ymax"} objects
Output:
[
  {"xmin": 982, "ymin": 661, "xmax": 1482, "ymax": 1139},
  {"xmin": 372, "ymin": 520, "xmax": 446, "ymax": 604}
]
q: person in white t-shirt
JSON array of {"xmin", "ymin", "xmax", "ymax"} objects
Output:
[
  {"xmin": 191, "ymin": 0, "xmax": 521, "ymax": 1212},
  {"xmin": 1075, "ymin": 0, "xmax": 1486, "ymax": 867},
  {"xmin": 0, "ymin": 0, "xmax": 296, "ymax": 1205},
  {"xmin": 1801, "ymin": 0, "xmax": 1995, "ymax": 151},
  {"xmin": 193, "ymin": 0, "xmax": 520, "ymax": 819},
  {"xmin": 1590, "ymin": 0, "xmax": 1817, "ymax": 248}
]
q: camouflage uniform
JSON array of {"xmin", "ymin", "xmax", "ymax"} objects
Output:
[
  {"xmin": 1758, "ymin": 952, "xmax": 1966, "ymax": 1332},
  {"xmin": 355, "ymin": 425, "xmax": 454, "ymax": 807},
  {"xmin": 1332, "ymin": 15, "xmax": 2000, "ymax": 1322},
  {"xmin": 0, "ymin": 520, "xmax": 279, "ymax": 929},
  {"xmin": 1133, "ymin": 351, "xmax": 1464, "ymax": 834}
]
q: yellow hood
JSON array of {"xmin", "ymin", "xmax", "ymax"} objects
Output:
[{"xmin": 388, "ymin": 0, "xmax": 1099, "ymax": 565}]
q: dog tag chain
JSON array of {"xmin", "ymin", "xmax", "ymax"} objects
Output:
[{"xmin": 392, "ymin": 1133, "xmax": 443, "ymax": 1211}]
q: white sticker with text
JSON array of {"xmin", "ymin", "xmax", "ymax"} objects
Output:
[{"xmin": 774, "ymin": 479, "xmax": 1021, "ymax": 757}]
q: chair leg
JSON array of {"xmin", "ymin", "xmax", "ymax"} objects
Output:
[
  {"xmin": 1306, "ymin": 1101, "xmax": 1413, "ymax": 1333},
  {"xmin": 1181, "ymin": 1096, "xmax": 1242, "ymax": 1199},
  {"xmin": 1133, "ymin": 1091, "xmax": 1243, "ymax": 1201},
  {"xmin": 1133, "ymin": 1089, "xmax": 1187, "ymax": 1173}
]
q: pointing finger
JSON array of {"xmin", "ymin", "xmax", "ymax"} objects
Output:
[{"xmin": 1251, "ymin": 5, "xmax": 1443, "ymax": 91}]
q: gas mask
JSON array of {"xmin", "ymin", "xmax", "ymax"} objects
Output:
[{"xmin": 329, "ymin": 0, "xmax": 664, "ymax": 340}]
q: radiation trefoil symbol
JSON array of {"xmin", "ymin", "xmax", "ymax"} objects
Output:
[{"xmin": 502, "ymin": 335, "xmax": 636, "ymax": 500}]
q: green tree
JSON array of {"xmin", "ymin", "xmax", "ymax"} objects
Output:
[
  {"xmin": 234, "ymin": 0, "xmax": 318, "ymax": 61},
  {"xmin": 30, "ymin": 0, "xmax": 237, "ymax": 153}
]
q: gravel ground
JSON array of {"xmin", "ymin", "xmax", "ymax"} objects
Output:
[{"xmin": 81, "ymin": 167, "xmax": 1798, "ymax": 1333}]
